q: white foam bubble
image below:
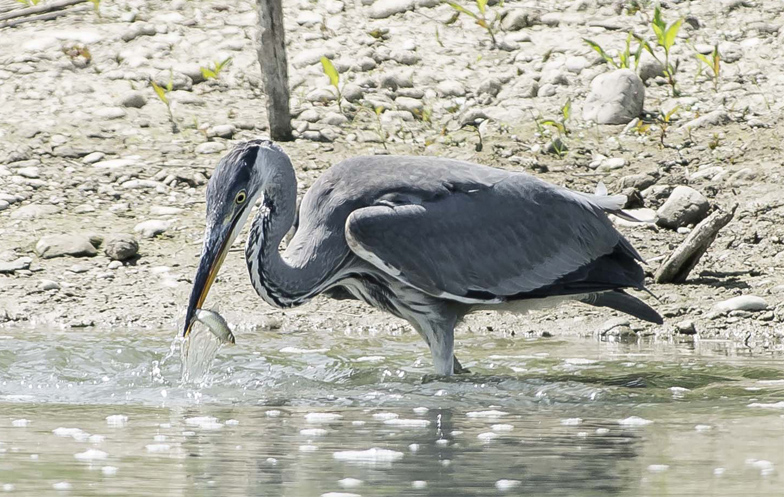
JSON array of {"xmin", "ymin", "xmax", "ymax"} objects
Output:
[
  {"xmin": 2, "ymin": 484, "xmax": 15, "ymax": 492},
  {"xmin": 356, "ymin": 356, "xmax": 385, "ymax": 362},
  {"xmin": 647, "ymin": 464, "xmax": 669, "ymax": 472},
  {"xmin": 412, "ymin": 407, "xmax": 429, "ymax": 415},
  {"xmin": 280, "ymin": 347, "xmax": 329, "ymax": 354},
  {"xmin": 383, "ymin": 419, "xmax": 430, "ymax": 428},
  {"xmin": 411, "ymin": 480, "xmax": 427, "ymax": 489},
  {"xmin": 52, "ymin": 482, "xmax": 72, "ymax": 491},
  {"xmin": 75, "ymin": 449, "xmax": 108, "ymax": 461},
  {"xmin": 618, "ymin": 416, "xmax": 652, "ymax": 426},
  {"xmin": 305, "ymin": 413, "xmax": 343, "ymax": 423},
  {"xmin": 88, "ymin": 435, "xmax": 106, "ymax": 443},
  {"xmin": 225, "ymin": 419, "xmax": 239, "ymax": 426},
  {"xmin": 466, "ymin": 410, "xmax": 508, "ymax": 418},
  {"xmin": 747, "ymin": 401, "xmax": 784, "ymax": 409},
  {"xmin": 565, "ymin": 358, "xmax": 598, "ymax": 365},
  {"xmin": 495, "ymin": 479, "xmax": 521, "ymax": 491},
  {"xmin": 154, "ymin": 435, "xmax": 167, "ymax": 442},
  {"xmin": 53, "ymin": 427, "xmax": 90, "ymax": 440},
  {"xmin": 338, "ymin": 478, "xmax": 363, "ymax": 488},
  {"xmin": 266, "ymin": 410, "xmax": 281, "ymax": 417},
  {"xmin": 561, "ymin": 418, "xmax": 583, "ymax": 426},
  {"xmin": 299, "ymin": 445, "xmax": 319, "ymax": 452},
  {"xmin": 408, "ymin": 443, "xmax": 420, "ymax": 452},
  {"xmin": 695, "ymin": 425, "xmax": 712, "ymax": 432},
  {"xmin": 101, "ymin": 466, "xmax": 118, "ymax": 476},
  {"xmin": 436, "ymin": 439, "xmax": 449, "ymax": 447},
  {"xmin": 478, "ymin": 432, "xmax": 498, "ymax": 442},
  {"xmin": 146, "ymin": 444, "xmax": 171, "ymax": 453},
  {"xmin": 321, "ymin": 493, "xmax": 359, "ymax": 498},
  {"xmin": 491, "ymin": 424, "xmax": 514, "ymax": 432},
  {"xmin": 106, "ymin": 415, "xmax": 128, "ymax": 427},
  {"xmin": 300, "ymin": 428, "xmax": 328, "ymax": 437},
  {"xmin": 372, "ymin": 412, "xmax": 399, "ymax": 420},
  {"xmin": 333, "ymin": 448, "xmax": 404, "ymax": 463},
  {"xmin": 185, "ymin": 416, "xmax": 223, "ymax": 430},
  {"xmin": 12, "ymin": 419, "xmax": 30, "ymax": 427}
]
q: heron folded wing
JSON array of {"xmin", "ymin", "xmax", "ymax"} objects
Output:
[{"xmin": 344, "ymin": 178, "xmax": 631, "ymax": 304}]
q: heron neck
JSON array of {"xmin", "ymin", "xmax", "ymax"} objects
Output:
[{"xmin": 245, "ymin": 161, "xmax": 317, "ymax": 308}]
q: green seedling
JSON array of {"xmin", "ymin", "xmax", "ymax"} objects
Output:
[
  {"xmin": 635, "ymin": 5, "xmax": 682, "ymax": 96},
  {"xmin": 624, "ymin": 0, "xmax": 652, "ymax": 16},
  {"xmin": 200, "ymin": 57, "xmax": 232, "ymax": 81},
  {"xmin": 444, "ymin": 0, "xmax": 501, "ymax": 48},
  {"xmin": 584, "ymin": 32, "xmax": 643, "ymax": 70},
  {"xmin": 537, "ymin": 99, "xmax": 571, "ymax": 157},
  {"xmin": 151, "ymin": 75, "xmax": 179, "ymax": 134},
  {"xmin": 320, "ymin": 56, "xmax": 343, "ymax": 113},
  {"xmin": 695, "ymin": 43, "xmax": 720, "ymax": 92},
  {"xmin": 655, "ymin": 105, "xmax": 678, "ymax": 147},
  {"xmin": 88, "ymin": 0, "xmax": 101, "ymax": 17},
  {"xmin": 708, "ymin": 133, "xmax": 721, "ymax": 150}
]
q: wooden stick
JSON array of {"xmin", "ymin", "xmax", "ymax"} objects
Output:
[
  {"xmin": 0, "ymin": 4, "xmax": 88, "ymax": 28},
  {"xmin": 255, "ymin": 0, "xmax": 293, "ymax": 141},
  {"xmin": 0, "ymin": 0, "xmax": 86, "ymax": 22},
  {"xmin": 654, "ymin": 203, "xmax": 737, "ymax": 284}
]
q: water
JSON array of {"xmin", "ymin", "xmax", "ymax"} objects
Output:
[{"xmin": 1, "ymin": 326, "xmax": 783, "ymax": 496}]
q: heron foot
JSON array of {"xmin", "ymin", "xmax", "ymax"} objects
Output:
[{"xmin": 453, "ymin": 355, "xmax": 471, "ymax": 374}]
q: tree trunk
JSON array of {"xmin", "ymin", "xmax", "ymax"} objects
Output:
[{"xmin": 256, "ymin": 0, "xmax": 293, "ymax": 141}]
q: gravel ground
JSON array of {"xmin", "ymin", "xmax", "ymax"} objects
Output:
[{"xmin": 1, "ymin": 0, "xmax": 783, "ymax": 352}]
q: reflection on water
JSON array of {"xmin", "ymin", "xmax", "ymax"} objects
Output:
[{"xmin": 0, "ymin": 328, "xmax": 783, "ymax": 495}]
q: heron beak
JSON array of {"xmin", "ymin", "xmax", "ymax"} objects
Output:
[{"xmin": 183, "ymin": 216, "xmax": 239, "ymax": 337}]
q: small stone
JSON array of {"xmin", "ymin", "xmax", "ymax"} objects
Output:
[
  {"xmin": 195, "ymin": 142, "xmax": 226, "ymax": 154},
  {"xmin": 39, "ymin": 280, "xmax": 60, "ymax": 291},
  {"xmin": 597, "ymin": 317, "xmax": 633, "ymax": 336},
  {"xmin": 35, "ymin": 234, "xmax": 98, "ymax": 259},
  {"xmin": 134, "ymin": 220, "xmax": 172, "ymax": 239},
  {"xmin": 460, "ymin": 108, "xmax": 489, "ymax": 126},
  {"xmin": 82, "ymin": 152, "xmax": 105, "ymax": 164},
  {"xmin": 306, "ymin": 87, "xmax": 337, "ymax": 103},
  {"xmin": 368, "ymin": 0, "xmax": 414, "ymax": 19},
  {"xmin": 583, "ymin": 69, "xmax": 644, "ymax": 125},
  {"xmin": 94, "ymin": 107, "xmax": 127, "ymax": 120},
  {"xmin": 379, "ymin": 73, "xmax": 413, "ymax": 90},
  {"xmin": 0, "ymin": 257, "xmax": 32, "ymax": 273},
  {"xmin": 119, "ymin": 91, "xmax": 146, "ymax": 108},
  {"xmin": 206, "ymin": 124, "xmax": 235, "ymax": 139},
  {"xmin": 342, "ymin": 83, "xmax": 365, "ymax": 103},
  {"xmin": 681, "ymin": 109, "xmax": 730, "ymax": 132},
  {"xmin": 478, "ymin": 77, "xmax": 502, "ymax": 96},
  {"xmin": 153, "ymin": 71, "xmax": 192, "ymax": 91},
  {"xmin": 298, "ymin": 109, "xmax": 321, "ymax": 123},
  {"xmin": 656, "ymin": 186, "xmax": 710, "ymax": 229},
  {"xmin": 395, "ymin": 96, "xmax": 424, "ymax": 114},
  {"xmin": 713, "ymin": 296, "xmax": 768, "ymax": 314},
  {"xmin": 501, "ymin": 9, "xmax": 535, "ymax": 31},
  {"xmin": 322, "ymin": 112, "xmax": 348, "ymax": 126},
  {"xmin": 638, "ymin": 53, "xmax": 664, "ymax": 82},
  {"xmin": 104, "ymin": 234, "xmax": 139, "ymax": 261},
  {"xmin": 437, "ymin": 80, "xmax": 466, "ymax": 97},
  {"xmin": 108, "ymin": 260, "xmax": 123, "ymax": 269},
  {"xmin": 675, "ymin": 320, "xmax": 696, "ymax": 335}
]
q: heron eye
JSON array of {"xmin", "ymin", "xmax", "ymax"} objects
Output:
[{"xmin": 235, "ymin": 191, "xmax": 247, "ymax": 204}]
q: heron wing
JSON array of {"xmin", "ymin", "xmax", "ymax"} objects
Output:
[{"xmin": 345, "ymin": 175, "xmax": 644, "ymax": 303}]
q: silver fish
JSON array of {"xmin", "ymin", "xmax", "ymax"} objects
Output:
[{"xmin": 193, "ymin": 309, "xmax": 236, "ymax": 345}]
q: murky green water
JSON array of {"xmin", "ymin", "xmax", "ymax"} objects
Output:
[{"xmin": 1, "ymin": 327, "xmax": 783, "ymax": 496}]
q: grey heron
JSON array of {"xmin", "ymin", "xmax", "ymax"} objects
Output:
[{"xmin": 184, "ymin": 139, "xmax": 662, "ymax": 375}]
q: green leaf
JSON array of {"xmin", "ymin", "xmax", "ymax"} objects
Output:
[
  {"xmin": 562, "ymin": 99, "xmax": 571, "ymax": 121},
  {"xmin": 151, "ymin": 81, "xmax": 168, "ymax": 105},
  {"xmin": 320, "ymin": 56, "xmax": 340, "ymax": 88},
  {"xmin": 664, "ymin": 19, "xmax": 682, "ymax": 51},
  {"xmin": 445, "ymin": 1, "xmax": 478, "ymax": 19},
  {"xmin": 216, "ymin": 56, "xmax": 233, "ymax": 72},
  {"xmin": 695, "ymin": 53, "xmax": 711, "ymax": 67},
  {"xmin": 476, "ymin": 0, "xmax": 487, "ymax": 14},
  {"xmin": 664, "ymin": 105, "xmax": 679, "ymax": 122},
  {"xmin": 583, "ymin": 38, "xmax": 617, "ymax": 67},
  {"xmin": 435, "ymin": 26, "xmax": 444, "ymax": 47},
  {"xmin": 200, "ymin": 67, "xmax": 217, "ymax": 80}
]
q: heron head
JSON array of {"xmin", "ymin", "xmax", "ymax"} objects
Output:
[{"xmin": 183, "ymin": 139, "xmax": 284, "ymax": 336}]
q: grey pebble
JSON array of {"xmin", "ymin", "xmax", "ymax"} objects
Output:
[
  {"xmin": 656, "ymin": 186, "xmax": 709, "ymax": 229},
  {"xmin": 582, "ymin": 69, "xmax": 644, "ymax": 125},
  {"xmin": 104, "ymin": 234, "xmax": 139, "ymax": 261},
  {"xmin": 35, "ymin": 234, "xmax": 98, "ymax": 259}
]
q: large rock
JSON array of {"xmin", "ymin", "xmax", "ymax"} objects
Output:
[
  {"xmin": 10, "ymin": 204, "xmax": 60, "ymax": 220},
  {"xmin": 656, "ymin": 186, "xmax": 710, "ymax": 229},
  {"xmin": 582, "ymin": 69, "xmax": 644, "ymax": 125},
  {"xmin": 35, "ymin": 234, "xmax": 98, "ymax": 259},
  {"xmin": 713, "ymin": 295, "xmax": 768, "ymax": 314},
  {"xmin": 104, "ymin": 234, "xmax": 139, "ymax": 261},
  {"xmin": 368, "ymin": 0, "xmax": 414, "ymax": 19}
]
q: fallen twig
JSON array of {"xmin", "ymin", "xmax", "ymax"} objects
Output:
[
  {"xmin": 0, "ymin": 0, "xmax": 86, "ymax": 22},
  {"xmin": 654, "ymin": 203, "xmax": 737, "ymax": 284},
  {"xmin": 0, "ymin": 4, "xmax": 89, "ymax": 28}
]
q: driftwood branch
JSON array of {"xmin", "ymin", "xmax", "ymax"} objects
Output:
[
  {"xmin": 256, "ymin": 0, "xmax": 293, "ymax": 141},
  {"xmin": 0, "ymin": 5, "xmax": 89, "ymax": 28},
  {"xmin": 0, "ymin": 0, "xmax": 86, "ymax": 22},
  {"xmin": 654, "ymin": 203, "xmax": 738, "ymax": 284}
]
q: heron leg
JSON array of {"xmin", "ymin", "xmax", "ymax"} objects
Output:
[{"xmin": 410, "ymin": 317, "xmax": 458, "ymax": 376}]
